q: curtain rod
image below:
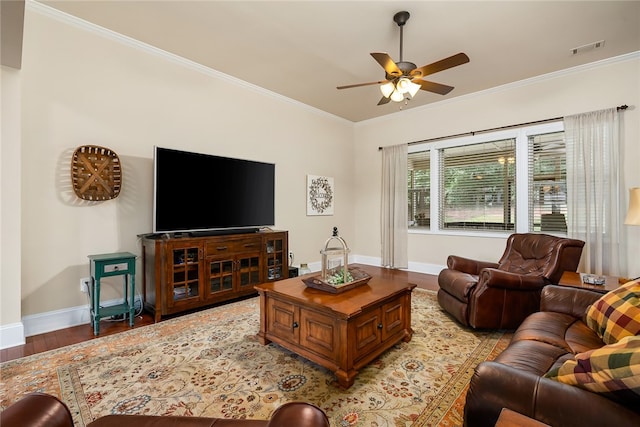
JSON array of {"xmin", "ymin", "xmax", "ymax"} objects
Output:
[{"xmin": 378, "ymin": 104, "xmax": 628, "ymax": 150}]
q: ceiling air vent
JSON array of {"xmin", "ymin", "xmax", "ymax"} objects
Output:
[{"xmin": 570, "ymin": 40, "xmax": 605, "ymax": 55}]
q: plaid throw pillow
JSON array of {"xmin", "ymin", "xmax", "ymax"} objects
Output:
[
  {"xmin": 585, "ymin": 280, "xmax": 640, "ymax": 345},
  {"xmin": 545, "ymin": 335, "xmax": 640, "ymax": 405}
]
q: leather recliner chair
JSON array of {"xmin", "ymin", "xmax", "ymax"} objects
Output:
[
  {"xmin": 437, "ymin": 233, "xmax": 584, "ymax": 329},
  {"xmin": 0, "ymin": 392, "xmax": 330, "ymax": 427}
]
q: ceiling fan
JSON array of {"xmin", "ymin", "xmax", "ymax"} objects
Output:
[{"xmin": 337, "ymin": 11, "xmax": 470, "ymax": 106}]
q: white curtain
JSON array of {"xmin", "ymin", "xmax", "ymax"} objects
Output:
[
  {"xmin": 381, "ymin": 144, "xmax": 408, "ymax": 268},
  {"xmin": 564, "ymin": 108, "xmax": 627, "ymax": 276}
]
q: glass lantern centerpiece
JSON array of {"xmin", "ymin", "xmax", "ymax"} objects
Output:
[
  {"xmin": 321, "ymin": 227, "xmax": 351, "ymax": 284},
  {"xmin": 302, "ymin": 227, "xmax": 371, "ymax": 293}
]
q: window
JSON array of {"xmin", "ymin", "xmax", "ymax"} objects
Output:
[
  {"xmin": 408, "ymin": 122, "xmax": 566, "ymax": 235},
  {"xmin": 440, "ymin": 139, "xmax": 516, "ymax": 231},
  {"xmin": 529, "ymin": 131, "xmax": 567, "ymax": 232},
  {"xmin": 408, "ymin": 151, "xmax": 430, "ymax": 229}
]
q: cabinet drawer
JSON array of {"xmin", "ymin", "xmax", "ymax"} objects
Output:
[
  {"xmin": 103, "ymin": 263, "xmax": 129, "ymax": 273},
  {"xmin": 205, "ymin": 238, "xmax": 260, "ymax": 256}
]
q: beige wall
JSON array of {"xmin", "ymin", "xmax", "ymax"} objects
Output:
[
  {"xmin": 1, "ymin": 65, "xmax": 23, "ymax": 346},
  {"xmin": 353, "ymin": 55, "xmax": 640, "ymax": 274},
  {"xmin": 16, "ymin": 8, "xmax": 353, "ymax": 319}
]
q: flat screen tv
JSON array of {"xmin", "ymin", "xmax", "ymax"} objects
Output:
[{"xmin": 153, "ymin": 147, "xmax": 275, "ymax": 235}]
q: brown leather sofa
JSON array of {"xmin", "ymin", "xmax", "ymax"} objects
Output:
[
  {"xmin": 1, "ymin": 392, "xmax": 330, "ymax": 427},
  {"xmin": 438, "ymin": 233, "xmax": 584, "ymax": 329},
  {"xmin": 464, "ymin": 285, "xmax": 640, "ymax": 427}
]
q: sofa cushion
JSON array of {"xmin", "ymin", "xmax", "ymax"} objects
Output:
[
  {"xmin": 585, "ymin": 280, "xmax": 640, "ymax": 345},
  {"xmin": 494, "ymin": 339, "xmax": 573, "ymax": 376},
  {"xmin": 544, "ymin": 335, "xmax": 640, "ymax": 405},
  {"xmin": 512, "ymin": 311, "xmax": 603, "ymax": 354}
]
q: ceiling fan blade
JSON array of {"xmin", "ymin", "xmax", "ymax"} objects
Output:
[
  {"xmin": 414, "ymin": 80, "xmax": 455, "ymax": 95},
  {"xmin": 337, "ymin": 80, "xmax": 387, "ymax": 90},
  {"xmin": 411, "ymin": 52, "xmax": 470, "ymax": 78},
  {"xmin": 377, "ymin": 96, "xmax": 391, "ymax": 106},
  {"xmin": 370, "ymin": 52, "xmax": 402, "ymax": 77}
]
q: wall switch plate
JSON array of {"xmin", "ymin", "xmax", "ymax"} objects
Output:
[{"xmin": 80, "ymin": 277, "xmax": 91, "ymax": 293}]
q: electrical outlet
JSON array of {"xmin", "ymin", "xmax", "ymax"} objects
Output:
[
  {"xmin": 288, "ymin": 251, "xmax": 294, "ymax": 264},
  {"xmin": 80, "ymin": 277, "xmax": 91, "ymax": 293}
]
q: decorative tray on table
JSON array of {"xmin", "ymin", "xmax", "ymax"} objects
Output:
[{"xmin": 302, "ymin": 267, "xmax": 372, "ymax": 294}]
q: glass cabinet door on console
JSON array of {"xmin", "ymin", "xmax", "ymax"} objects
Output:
[
  {"xmin": 237, "ymin": 252, "xmax": 261, "ymax": 292},
  {"xmin": 206, "ymin": 257, "xmax": 234, "ymax": 296},
  {"xmin": 169, "ymin": 243, "xmax": 202, "ymax": 307},
  {"xmin": 265, "ymin": 237, "xmax": 285, "ymax": 280},
  {"xmin": 205, "ymin": 251, "xmax": 261, "ymax": 299}
]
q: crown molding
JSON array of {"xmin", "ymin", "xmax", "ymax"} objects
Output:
[{"xmin": 26, "ymin": 0, "xmax": 351, "ymax": 125}]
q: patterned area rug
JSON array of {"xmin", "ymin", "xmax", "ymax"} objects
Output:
[{"xmin": 1, "ymin": 289, "xmax": 510, "ymax": 426}]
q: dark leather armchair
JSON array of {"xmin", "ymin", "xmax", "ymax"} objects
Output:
[
  {"xmin": 437, "ymin": 233, "xmax": 584, "ymax": 329},
  {"xmin": 1, "ymin": 393, "xmax": 330, "ymax": 427}
]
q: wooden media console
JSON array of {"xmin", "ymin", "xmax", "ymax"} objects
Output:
[{"xmin": 141, "ymin": 230, "xmax": 288, "ymax": 321}]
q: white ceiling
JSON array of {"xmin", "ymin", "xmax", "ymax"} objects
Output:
[{"xmin": 39, "ymin": 1, "xmax": 640, "ymax": 122}]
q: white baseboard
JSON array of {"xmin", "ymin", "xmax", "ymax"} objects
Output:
[
  {"xmin": 0, "ymin": 296, "xmax": 144, "ymax": 350},
  {"xmin": 407, "ymin": 261, "xmax": 445, "ymax": 276},
  {"xmin": 0, "ymin": 322, "xmax": 25, "ymax": 349},
  {"xmin": 3, "ymin": 258, "xmax": 445, "ymax": 350},
  {"xmin": 22, "ymin": 303, "xmax": 94, "ymax": 338},
  {"xmin": 352, "ymin": 255, "xmax": 445, "ymax": 276},
  {"xmin": 305, "ymin": 255, "xmax": 445, "ymax": 276}
]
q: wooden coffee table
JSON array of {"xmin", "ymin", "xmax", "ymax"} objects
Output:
[{"xmin": 255, "ymin": 264, "xmax": 416, "ymax": 388}]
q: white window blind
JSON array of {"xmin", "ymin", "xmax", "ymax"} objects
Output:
[
  {"xmin": 408, "ymin": 150, "xmax": 430, "ymax": 229},
  {"xmin": 529, "ymin": 131, "xmax": 567, "ymax": 233},
  {"xmin": 439, "ymin": 139, "xmax": 516, "ymax": 231}
]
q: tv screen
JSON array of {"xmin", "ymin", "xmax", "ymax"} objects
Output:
[{"xmin": 153, "ymin": 147, "xmax": 275, "ymax": 234}]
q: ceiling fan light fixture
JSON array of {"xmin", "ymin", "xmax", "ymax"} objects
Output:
[
  {"xmin": 406, "ymin": 80, "xmax": 421, "ymax": 97},
  {"xmin": 380, "ymin": 81, "xmax": 395, "ymax": 98},
  {"xmin": 395, "ymin": 77, "xmax": 411, "ymax": 93},
  {"xmin": 390, "ymin": 89, "xmax": 404, "ymax": 102},
  {"xmin": 389, "ymin": 77, "xmax": 420, "ymax": 100}
]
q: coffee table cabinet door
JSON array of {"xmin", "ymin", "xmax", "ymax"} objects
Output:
[
  {"xmin": 380, "ymin": 299, "xmax": 406, "ymax": 340},
  {"xmin": 266, "ymin": 298, "xmax": 300, "ymax": 344},
  {"xmin": 299, "ymin": 309, "xmax": 339, "ymax": 359},
  {"xmin": 351, "ymin": 309, "xmax": 383, "ymax": 361}
]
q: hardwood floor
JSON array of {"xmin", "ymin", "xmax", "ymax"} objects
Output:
[
  {"xmin": 0, "ymin": 312, "xmax": 157, "ymax": 363},
  {"xmin": 0, "ymin": 271, "xmax": 439, "ymax": 363}
]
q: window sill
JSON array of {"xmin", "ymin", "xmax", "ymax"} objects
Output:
[{"xmin": 408, "ymin": 228, "xmax": 512, "ymax": 239}]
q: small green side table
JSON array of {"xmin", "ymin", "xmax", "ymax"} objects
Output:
[{"xmin": 88, "ymin": 252, "xmax": 137, "ymax": 335}]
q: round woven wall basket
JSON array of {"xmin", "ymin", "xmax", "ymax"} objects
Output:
[{"xmin": 71, "ymin": 145, "xmax": 122, "ymax": 201}]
